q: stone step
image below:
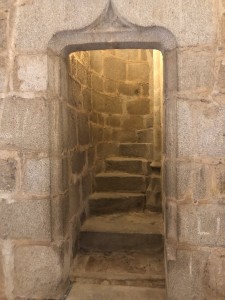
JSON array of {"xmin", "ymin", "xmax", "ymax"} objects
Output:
[
  {"xmin": 89, "ymin": 192, "xmax": 146, "ymax": 215},
  {"xmin": 105, "ymin": 157, "xmax": 148, "ymax": 174},
  {"xmin": 119, "ymin": 143, "xmax": 153, "ymax": 160},
  {"xmin": 79, "ymin": 211, "xmax": 163, "ymax": 252},
  {"xmin": 95, "ymin": 172, "xmax": 146, "ymax": 193},
  {"xmin": 67, "ymin": 283, "xmax": 166, "ymax": 300},
  {"xmin": 71, "ymin": 250, "xmax": 165, "ymax": 288}
]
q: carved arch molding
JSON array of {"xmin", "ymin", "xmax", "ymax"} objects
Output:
[{"xmin": 48, "ymin": 0, "xmax": 177, "ymax": 55}]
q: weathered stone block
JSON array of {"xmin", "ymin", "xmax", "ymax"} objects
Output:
[
  {"xmin": 118, "ymin": 82, "xmax": 141, "ymax": 96},
  {"xmin": 97, "ymin": 143, "xmax": 119, "ymax": 159},
  {"xmin": 69, "ymin": 79, "xmax": 83, "ymax": 109},
  {"xmin": 104, "ymin": 95, "xmax": 123, "ymax": 114},
  {"xmin": 90, "ymin": 51, "xmax": 103, "ymax": 74},
  {"xmin": 220, "ymin": 14, "xmax": 225, "ymax": 44},
  {"xmin": 24, "ymin": 158, "xmax": 50, "ymax": 194},
  {"xmin": 106, "ymin": 157, "xmax": 147, "ymax": 174},
  {"xmin": 71, "ymin": 151, "xmax": 86, "ymax": 175},
  {"xmin": 77, "ymin": 61, "xmax": 88, "ymax": 85},
  {"xmin": 137, "ymin": 128, "xmax": 153, "ymax": 143},
  {"xmin": 218, "ymin": 61, "xmax": 225, "ymax": 90},
  {"xmin": 15, "ymin": 55, "xmax": 47, "ymax": 92},
  {"xmin": 127, "ymin": 63, "xmax": 150, "ymax": 82},
  {"xmin": 0, "ymin": 56, "xmax": 7, "ymax": 92},
  {"xmin": 0, "ymin": 97, "xmax": 50, "ymax": 151},
  {"xmin": 176, "ymin": 161, "xmax": 192, "ymax": 201},
  {"xmin": 78, "ymin": 113, "xmax": 89, "ymax": 145},
  {"xmin": 0, "ymin": 159, "xmax": 16, "ymax": 192},
  {"xmin": 95, "ymin": 173, "xmax": 146, "ymax": 193},
  {"xmin": 0, "ymin": 12, "xmax": 7, "ymax": 49},
  {"xmin": 68, "ymin": 108, "xmax": 77, "ymax": 149},
  {"xmin": 119, "ymin": 143, "xmax": 153, "ymax": 160},
  {"xmin": 106, "ymin": 115, "xmax": 121, "ymax": 127},
  {"xmin": 127, "ymin": 99, "xmax": 150, "ymax": 115},
  {"xmin": 91, "ymin": 73, "xmax": 103, "ymax": 92},
  {"xmin": 82, "ymin": 173, "xmax": 92, "ymax": 202},
  {"xmin": 213, "ymin": 163, "xmax": 225, "ymax": 195},
  {"xmin": 82, "ymin": 88, "xmax": 92, "ymax": 112},
  {"xmin": 178, "ymin": 204, "xmax": 225, "ymax": 246},
  {"xmin": 92, "ymin": 91, "xmax": 105, "ymax": 113},
  {"xmin": 69, "ymin": 180, "xmax": 81, "ymax": 218},
  {"xmin": 91, "ymin": 125, "xmax": 103, "ymax": 143},
  {"xmin": 112, "ymin": 0, "xmax": 216, "ymax": 47},
  {"xmin": 177, "ymin": 100, "xmax": 225, "ymax": 157},
  {"xmin": 104, "ymin": 79, "xmax": 117, "ymax": 94},
  {"xmin": 111, "ymin": 129, "xmax": 137, "ymax": 143},
  {"xmin": 104, "ymin": 56, "xmax": 126, "ymax": 81},
  {"xmin": 178, "ymin": 50, "xmax": 214, "ymax": 91},
  {"xmin": 14, "ymin": 245, "xmax": 64, "ymax": 298},
  {"xmin": 204, "ymin": 248, "xmax": 225, "ymax": 300},
  {"xmin": 0, "ymin": 245, "xmax": 6, "ymax": 300},
  {"xmin": 88, "ymin": 147, "xmax": 95, "ymax": 167},
  {"xmin": 15, "ymin": 0, "xmax": 108, "ymax": 51},
  {"xmin": 0, "ymin": 199, "xmax": 51, "ymax": 240},
  {"xmin": 122, "ymin": 116, "xmax": 144, "ymax": 130},
  {"xmin": 62, "ymin": 157, "xmax": 69, "ymax": 191},
  {"xmin": 167, "ymin": 249, "xmax": 210, "ymax": 300},
  {"xmin": 144, "ymin": 115, "xmax": 154, "ymax": 128}
]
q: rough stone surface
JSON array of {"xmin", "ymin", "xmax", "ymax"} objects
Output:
[
  {"xmin": 0, "ymin": 56, "xmax": 7, "ymax": 92},
  {"xmin": 16, "ymin": 0, "xmax": 109, "ymax": 51},
  {"xmin": 178, "ymin": 204, "xmax": 225, "ymax": 246},
  {"xmin": 67, "ymin": 283, "xmax": 165, "ymax": 300},
  {"xmin": 0, "ymin": 98, "xmax": 50, "ymax": 151},
  {"xmin": 14, "ymin": 245, "xmax": 63, "ymax": 298},
  {"xmin": 112, "ymin": 0, "xmax": 216, "ymax": 46},
  {"xmin": 0, "ymin": 246, "xmax": 6, "ymax": 300},
  {"xmin": 0, "ymin": 159, "xmax": 16, "ymax": 192},
  {"xmin": 177, "ymin": 100, "xmax": 225, "ymax": 157},
  {"xmin": 80, "ymin": 211, "xmax": 163, "ymax": 252},
  {"xmin": 15, "ymin": 55, "xmax": 48, "ymax": 91},
  {"xmin": 24, "ymin": 158, "xmax": 50, "ymax": 194},
  {"xmin": 167, "ymin": 249, "xmax": 210, "ymax": 300},
  {"xmin": 0, "ymin": 200, "xmax": 51, "ymax": 240},
  {"xmin": 95, "ymin": 173, "xmax": 146, "ymax": 193},
  {"xmin": 204, "ymin": 249, "xmax": 225, "ymax": 300},
  {"xmin": 89, "ymin": 192, "xmax": 145, "ymax": 215},
  {"xmin": 178, "ymin": 50, "xmax": 214, "ymax": 91}
]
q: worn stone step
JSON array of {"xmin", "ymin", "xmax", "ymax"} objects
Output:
[
  {"xmin": 119, "ymin": 143, "xmax": 153, "ymax": 160},
  {"xmin": 105, "ymin": 157, "xmax": 148, "ymax": 174},
  {"xmin": 71, "ymin": 250, "xmax": 165, "ymax": 288},
  {"xmin": 67, "ymin": 283, "xmax": 165, "ymax": 300},
  {"xmin": 95, "ymin": 172, "xmax": 146, "ymax": 193},
  {"xmin": 80, "ymin": 211, "xmax": 163, "ymax": 252},
  {"xmin": 89, "ymin": 192, "xmax": 146, "ymax": 215}
]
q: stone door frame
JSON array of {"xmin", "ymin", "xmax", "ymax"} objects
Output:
[{"xmin": 47, "ymin": 4, "xmax": 178, "ymax": 296}]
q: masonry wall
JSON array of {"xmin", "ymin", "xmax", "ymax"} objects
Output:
[
  {"xmin": 0, "ymin": 0, "xmax": 224, "ymax": 299},
  {"xmin": 90, "ymin": 49, "xmax": 154, "ymax": 171}
]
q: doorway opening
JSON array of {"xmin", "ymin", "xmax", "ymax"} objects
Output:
[{"xmin": 64, "ymin": 48, "xmax": 165, "ymax": 299}]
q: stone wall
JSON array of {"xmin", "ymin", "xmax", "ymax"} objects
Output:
[
  {"xmin": 0, "ymin": 0, "xmax": 224, "ymax": 299},
  {"xmin": 89, "ymin": 49, "xmax": 155, "ymax": 174}
]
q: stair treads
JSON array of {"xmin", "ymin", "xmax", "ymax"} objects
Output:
[
  {"xmin": 81, "ymin": 211, "xmax": 163, "ymax": 235},
  {"xmin": 71, "ymin": 250, "xmax": 165, "ymax": 285},
  {"xmin": 67, "ymin": 283, "xmax": 165, "ymax": 300},
  {"xmin": 105, "ymin": 157, "xmax": 148, "ymax": 175},
  {"xmin": 95, "ymin": 173, "xmax": 146, "ymax": 193}
]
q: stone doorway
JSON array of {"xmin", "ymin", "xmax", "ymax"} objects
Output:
[
  {"xmin": 64, "ymin": 49, "xmax": 165, "ymax": 299},
  {"xmin": 46, "ymin": 21, "xmax": 177, "ymax": 298}
]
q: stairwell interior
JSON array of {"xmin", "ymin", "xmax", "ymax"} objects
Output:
[{"xmin": 64, "ymin": 49, "xmax": 164, "ymax": 299}]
